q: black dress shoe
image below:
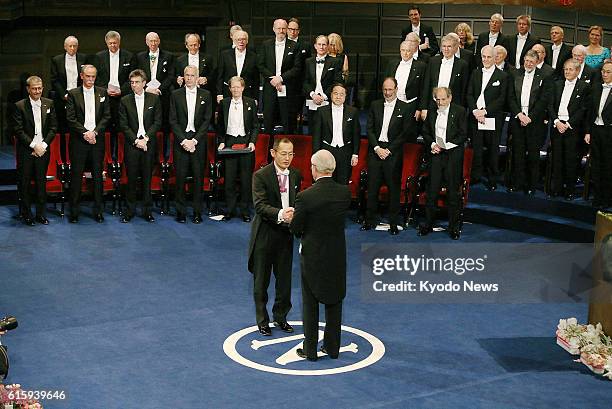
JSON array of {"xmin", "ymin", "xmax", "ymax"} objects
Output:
[
  {"xmin": 418, "ymin": 224, "xmax": 432, "ymax": 236},
  {"xmin": 389, "ymin": 224, "xmax": 399, "ymax": 235},
  {"xmin": 258, "ymin": 324, "xmax": 272, "ymax": 336},
  {"xmin": 94, "ymin": 213, "xmax": 104, "ymax": 223},
  {"xmin": 144, "ymin": 214, "xmax": 155, "ymax": 223},
  {"xmin": 506, "ymin": 186, "xmax": 516, "ymax": 193},
  {"xmin": 23, "ymin": 217, "xmax": 35, "ymax": 226},
  {"xmin": 487, "ymin": 183, "xmax": 497, "ymax": 191},
  {"xmin": 176, "ymin": 214, "xmax": 187, "ymax": 223},
  {"xmin": 35, "ymin": 216, "xmax": 49, "ymax": 225},
  {"xmin": 296, "ymin": 348, "xmax": 317, "ymax": 361},
  {"xmin": 69, "ymin": 215, "xmax": 79, "ymax": 224},
  {"xmin": 120, "ymin": 215, "xmax": 132, "ymax": 223},
  {"xmin": 360, "ymin": 223, "xmax": 373, "ymax": 231},
  {"xmin": 449, "ymin": 229, "xmax": 461, "ymax": 240},
  {"xmin": 525, "ymin": 189, "xmax": 535, "ymax": 196},
  {"xmin": 320, "ymin": 345, "xmax": 339, "ymax": 359},
  {"xmin": 242, "ymin": 215, "xmax": 252, "ymax": 223},
  {"xmin": 273, "ymin": 321, "xmax": 294, "ymax": 333},
  {"xmin": 192, "ymin": 213, "xmax": 202, "ymax": 224},
  {"xmin": 221, "ymin": 214, "xmax": 233, "ymax": 221},
  {"xmin": 565, "ymin": 193, "xmax": 575, "ymax": 201}
]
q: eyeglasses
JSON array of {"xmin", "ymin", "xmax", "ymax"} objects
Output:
[{"xmin": 275, "ymin": 151, "xmax": 295, "ymax": 158}]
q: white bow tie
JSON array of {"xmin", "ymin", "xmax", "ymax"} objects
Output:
[
  {"xmin": 277, "ymin": 170, "xmax": 289, "ymax": 176},
  {"xmin": 442, "ymin": 58, "xmax": 453, "ymax": 65},
  {"xmin": 565, "ymin": 80, "xmax": 576, "ymax": 86},
  {"xmin": 552, "ymin": 44, "xmax": 561, "ymax": 51},
  {"xmin": 31, "ymin": 100, "xmax": 41, "ymax": 108},
  {"xmin": 517, "ymin": 34, "xmax": 528, "ymax": 40},
  {"xmin": 603, "ymin": 83, "xmax": 612, "ymax": 89}
]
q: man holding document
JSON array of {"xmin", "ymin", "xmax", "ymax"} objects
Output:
[
  {"xmin": 467, "ymin": 45, "xmax": 509, "ymax": 190},
  {"xmin": 419, "ymin": 87, "xmax": 466, "ymax": 240}
]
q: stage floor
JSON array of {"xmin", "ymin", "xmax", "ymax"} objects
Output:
[{"xmin": 0, "ymin": 205, "xmax": 607, "ymax": 409}]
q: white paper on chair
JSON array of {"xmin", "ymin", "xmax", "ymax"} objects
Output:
[
  {"xmin": 435, "ymin": 135, "xmax": 457, "ymax": 150},
  {"xmin": 306, "ymin": 99, "xmax": 329, "ymax": 111},
  {"xmin": 146, "ymin": 79, "xmax": 161, "ymax": 90},
  {"xmin": 477, "ymin": 118, "xmax": 496, "ymax": 131}
]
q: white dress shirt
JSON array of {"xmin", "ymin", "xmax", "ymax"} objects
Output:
[
  {"xmin": 29, "ymin": 98, "xmax": 46, "ymax": 149},
  {"xmin": 275, "ymin": 40, "xmax": 287, "ymax": 97},
  {"xmin": 520, "ymin": 70, "xmax": 535, "ymax": 116},
  {"xmin": 412, "ymin": 24, "xmax": 420, "ymax": 36},
  {"xmin": 83, "ymin": 86, "xmax": 96, "ymax": 132},
  {"xmin": 378, "ymin": 98, "xmax": 396, "ymax": 143},
  {"xmin": 235, "ymin": 49, "xmax": 246, "ymax": 76},
  {"xmin": 476, "ymin": 66, "xmax": 495, "ymax": 109},
  {"xmin": 488, "ymin": 32, "xmax": 499, "ymax": 47},
  {"xmin": 227, "ymin": 98, "xmax": 246, "ymax": 136},
  {"xmin": 65, "ymin": 54, "xmax": 78, "ymax": 91},
  {"xmin": 275, "ymin": 163, "xmax": 290, "ymax": 222},
  {"xmin": 331, "ymin": 103, "xmax": 344, "ymax": 147},
  {"xmin": 314, "ymin": 55, "xmax": 327, "ymax": 98},
  {"xmin": 109, "ymin": 51, "xmax": 120, "ymax": 87},
  {"xmin": 434, "ymin": 106, "xmax": 457, "ymax": 149},
  {"xmin": 551, "ymin": 43, "xmax": 562, "ymax": 69},
  {"xmin": 595, "ymin": 84, "xmax": 612, "ymax": 126},
  {"xmin": 438, "ymin": 57, "xmax": 454, "ymax": 88},
  {"xmin": 134, "ymin": 92, "xmax": 146, "ymax": 138},
  {"xmin": 185, "ymin": 87, "xmax": 197, "ymax": 132},
  {"xmin": 515, "ymin": 33, "xmax": 528, "ymax": 69},
  {"xmin": 149, "ymin": 51, "xmax": 159, "ymax": 82},
  {"xmin": 557, "ymin": 79, "xmax": 576, "ymax": 123},
  {"xmin": 188, "ymin": 52, "xmax": 199, "ymax": 71},
  {"xmin": 395, "ymin": 59, "xmax": 412, "ymax": 102}
]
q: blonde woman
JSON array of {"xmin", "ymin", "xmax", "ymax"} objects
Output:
[
  {"xmin": 585, "ymin": 25, "xmax": 610, "ymax": 69},
  {"xmin": 455, "ymin": 23, "xmax": 476, "ymax": 54},
  {"xmin": 328, "ymin": 33, "xmax": 349, "ymax": 80}
]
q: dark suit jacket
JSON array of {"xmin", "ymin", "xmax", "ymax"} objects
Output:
[
  {"xmin": 415, "ymin": 50, "xmax": 431, "ymax": 65},
  {"xmin": 136, "ymin": 49, "xmax": 176, "ymax": 95},
  {"xmin": 175, "ymin": 52, "xmax": 215, "ymax": 91},
  {"xmin": 507, "ymin": 32, "xmax": 541, "ymax": 68},
  {"xmin": 216, "ymin": 48, "xmax": 260, "ymax": 100},
  {"xmin": 586, "ymin": 82, "xmax": 612, "ymax": 133},
  {"xmin": 290, "ymin": 177, "xmax": 351, "ymax": 304},
  {"xmin": 118, "ymin": 93, "xmax": 162, "ymax": 145},
  {"xmin": 384, "ymin": 58, "xmax": 427, "ymax": 110},
  {"xmin": 93, "ymin": 49, "xmax": 135, "ymax": 95},
  {"xmin": 216, "ymin": 96, "xmax": 259, "ymax": 145},
  {"xmin": 12, "ymin": 97, "xmax": 57, "ymax": 149},
  {"xmin": 168, "ymin": 87, "xmax": 212, "ymax": 144},
  {"xmin": 248, "ymin": 163, "xmax": 302, "ymax": 273},
  {"xmin": 422, "ymin": 103, "xmax": 467, "ymax": 149},
  {"xmin": 537, "ymin": 63, "xmax": 555, "ymax": 81},
  {"xmin": 549, "ymin": 79, "xmax": 592, "ymax": 131},
  {"xmin": 367, "ymin": 98, "xmax": 412, "ymax": 153},
  {"xmin": 508, "ymin": 68, "xmax": 548, "ymax": 123},
  {"xmin": 293, "ymin": 37, "xmax": 312, "ymax": 61},
  {"xmin": 401, "ymin": 23, "xmax": 439, "ymax": 56},
  {"xmin": 257, "ymin": 38, "xmax": 303, "ymax": 97},
  {"xmin": 65, "ymin": 86, "xmax": 111, "ymax": 142},
  {"xmin": 467, "ymin": 67, "xmax": 509, "ymax": 119},
  {"xmin": 475, "ymin": 32, "xmax": 509, "ymax": 62},
  {"xmin": 50, "ymin": 53, "xmax": 88, "ymax": 100},
  {"xmin": 579, "ymin": 64, "xmax": 601, "ymax": 86},
  {"xmin": 421, "ymin": 56, "xmax": 470, "ymax": 109},
  {"xmin": 545, "ymin": 42, "xmax": 573, "ymax": 79},
  {"xmin": 312, "ymin": 104, "xmax": 360, "ymax": 154},
  {"xmin": 303, "ymin": 55, "xmax": 343, "ymax": 99},
  {"xmin": 458, "ymin": 48, "xmax": 477, "ymax": 75}
]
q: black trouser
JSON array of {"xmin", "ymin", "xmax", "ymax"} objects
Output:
[
  {"xmin": 301, "ymin": 272, "xmax": 342, "ymax": 360},
  {"xmin": 263, "ymin": 91, "xmax": 294, "ymax": 135},
  {"xmin": 551, "ymin": 125, "xmax": 578, "ymax": 195},
  {"xmin": 511, "ymin": 120, "xmax": 541, "ymax": 191},
  {"xmin": 471, "ymin": 128, "xmax": 501, "ymax": 184},
  {"xmin": 366, "ymin": 149, "xmax": 403, "ymax": 225},
  {"xmin": 17, "ymin": 147, "xmax": 50, "ymax": 217},
  {"xmin": 174, "ymin": 132, "xmax": 205, "ymax": 215},
  {"xmin": 70, "ymin": 138, "xmax": 105, "ymax": 217},
  {"xmin": 124, "ymin": 142, "xmax": 155, "ymax": 217},
  {"xmin": 590, "ymin": 125, "xmax": 612, "ymax": 205},
  {"xmin": 108, "ymin": 96, "xmax": 121, "ymax": 160},
  {"xmin": 425, "ymin": 146, "xmax": 463, "ymax": 230},
  {"xmin": 252, "ymin": 225, "xmax": 293, "ymax": 326},
  {"xmin": 224, "ymin": 136, "xmax": 254, "ymax": 216},
  {"xmin": 323, "ymin": 143, "xmax": 353, "ymax": 185}
]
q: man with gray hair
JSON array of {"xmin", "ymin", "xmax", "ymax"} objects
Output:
[
  {"xmin": 405, "ymin": 32, "xmax": 430, "ymax": 64},
  {"xmin": 572, "ymin": 44, "xmax": 600, "ymax": 85},
  {"xmin": 291, "ymin": 149, "xmax": 351, "ymax": 361},
  {"xmin": 545, "ymin": 26, "xmax": 572, "ymax": 79},
  {"xmin": 175, "ymin": 33, "xmax": 215, "ymax": 93},
  {"xmin": 508, "ymin": 15, "xmax": 540, "ymax": 69},
  {"xmin": 476, "ymin": 13, "xmax": 509, "ymax": 64}
]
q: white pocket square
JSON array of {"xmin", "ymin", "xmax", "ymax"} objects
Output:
[
  {"xmin": 162, "ymin": 61, "xmax": 167, "ymax": 65},
  {"xmin": 347, "ymin": 117, "xmax": 353, "ymax": 121},
  {"xmin": 407, "ymin": 97, "xmax": 417, "ymax": 103},
  {"xmin": 397, "ymin": 114, "xmax": 403, "ymax": 118},
  {"xmin": 492, "ymin": 80, "xmax": 500, "ymax": 87},
  {"xmin": 200, "ymin": 100, "xmax": 205, "ymax": 104},
  {"xmin": 147, "ymin": 106, "xmax": 153, "ymax": 110},
  {"xmin": 248, "ymin": 106, "xmax": 252, "ymax": 111},
  {"xmin": 288, "ymin": 52, "xmax": 293, "ymax": 55},
  {"xmin": 576, "ymin": 95, "xmax": 581, "ymax": 98},
  {"xmin": 100, "ymin": 97, "xmax": 105, "ymax": 102},
  {"xmin": 46, "ymin": 108, "xmax": 51, "ymax": 114},
  {"xmin": 585, "ymin": 79, "xmax": 591, "ymax": 83},
  {"xmin": 327, "ymin": 68, "xmax": 334, "ymax": 71}
]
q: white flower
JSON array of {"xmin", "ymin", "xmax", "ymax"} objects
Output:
[{"xmin": 604, "ymin": 357, "xmax": 612, "ymax": 380}]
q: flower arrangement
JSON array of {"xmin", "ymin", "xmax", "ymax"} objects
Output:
[
  {"xmin": 0, "ymin": 384, "xmax": 43, "ymax": 408},
  {"xmin": 556, "ymin": 317, "xmax": 612, "ymax": 380}
]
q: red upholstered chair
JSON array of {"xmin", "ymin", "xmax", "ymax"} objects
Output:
[
  {"xmin": 276, "ymin": 134, "xmax": 313, "ymax": 190},
  {"xmin": 254, "ymin": 133, "xmax": 270, "ymax": 170}
]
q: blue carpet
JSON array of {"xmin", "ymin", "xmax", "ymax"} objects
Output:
[{"xmin": 0, "ymin": 204, "xmax": 608, "ymax": 409}]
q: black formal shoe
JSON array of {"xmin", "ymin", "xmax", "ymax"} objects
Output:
[
  {"xmin": 258, "ymin": 325, "xmax": 272, "ymax": 336},
  {"xmin": 192, "ymin": 213, "xmax": 202, "ymax": 224},
  {"xmin": 95, "ymin": 214, "xmax": 104, "ymax": 223},
  {"xmin": 296, "ymin": 348, "xmax": 317, "ymax": 361},
  {"xmin": 506, "ymin": 186, "xmax": 516, "ymax": 193},
  {"xmin": 242, "ymin": 215, "xmax": 252, "ymax": 223},
  {"xmin": 120, "ymin": 215, "xmax": 132, "ymax": 223},
  {"xmin": 525, "ymin": 189, "xmax": 535, "ymax": 196},
  {"xmin": 360, "ymin": 223, "xmax": 373, "ymax": 231},
  {"xmin": 565, "ymin": 193, "xmax": 575, "ymax": 201},
  {"xmin": 23, "ymin": 217, "xmax": 35, "ymax": 226},
  {"xmin": 69, "ymin": 215, "xmax": 79, "ymax": 224},
  {"xmin": 487, "ymin": 183, "xmax": 497, "ymax": 191},
  {"xmin": 320, "ymin": 345, "xmax": 339, "ymax": 359},
  {"xmin": 449, "ymin": 229, "xmax": 461, "ymax": 240},
  {"xmin": 176, "ymin": 214, "xmax": 186, "ymax": 223},
  {"xmin": 35, "ymin": 216, "xmax": 49, "ymax": 225},
  {"xmin": 222, "ymin": 214, "xmax": 233, "ymax": 221},
  {"xmin": 389, "ymin": 224, "xmax": 399, "ymax": 235},
  {"xmin": 144, "ymin": 214, "xmax": 155, "ymax": 223},
  {"xmin": 273, "ymin": 321, "xmax": 294, "ymax": 333},
  {"xmin": 418, "ymin": 224, "xmax": 432, "ymax": 236}
]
